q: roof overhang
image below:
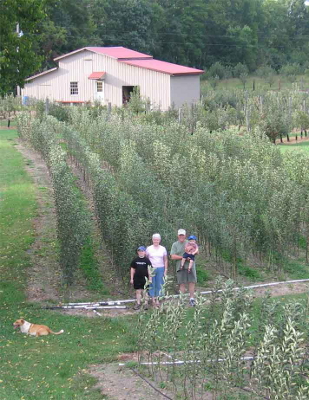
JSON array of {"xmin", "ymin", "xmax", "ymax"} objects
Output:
[
  {"xmin": 25, "ymin": 67, "xmax": 58, "ymax": 81},
  {"xmin": 54, "ymin": 48, "xmax": 88, "ymax": 61},
  {"xmin": 88, "ymin": 72, "xmax": 105, "ymax": 80}
]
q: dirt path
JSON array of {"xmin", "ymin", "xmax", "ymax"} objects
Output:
[{"xmin": 16, "ymin": 140, "xmax": 62, "ymax": 302}]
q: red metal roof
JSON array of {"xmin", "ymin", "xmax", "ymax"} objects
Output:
[
  {"xmin": 54, "ymin": 47, "xmax": 152, "ymax": 61},
  {"xmin": 86, "ymin": 47, "xmax": 152, "ymax": 60},
  {"xmin": 120, "ymin": 59, "xmax": 204, "ymax": 76},
  {"xmin": 88, "ymin": 71, "xmax": 105, "ymax": 80}
]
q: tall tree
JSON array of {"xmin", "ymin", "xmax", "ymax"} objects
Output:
[
  {"xmin": 93, "ymin": 0, "xmax": 161, "ymax": 55},
  {"xmin": 0, "ymin": 0, "xmax": 46, "ymax": 94}
]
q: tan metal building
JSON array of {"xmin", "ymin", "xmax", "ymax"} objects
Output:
[{"xmin": 21, "ymin": 47, "xmax": 204, "ymax": 110}]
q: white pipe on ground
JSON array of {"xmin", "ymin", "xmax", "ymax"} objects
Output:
[
  {"xmin": 119, "ymin": 356, "xmax": 255, "ymax": 367},
  {"xmin": 57, "ymin": 278, "xmax": 309, "ymax": 308}
]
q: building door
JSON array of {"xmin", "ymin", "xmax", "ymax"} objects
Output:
[
  {"xmin": 122, "ymin": 86, "xmax": 136, "ymax": 105},
  {"xmin": 95, "ymin": 81, "xmax": 104, "ymax": 103}
]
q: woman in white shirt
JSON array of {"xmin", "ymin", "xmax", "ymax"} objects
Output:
[{"xmin": 146, "ymin": 233, "xmax": 168, "ymax": 308}]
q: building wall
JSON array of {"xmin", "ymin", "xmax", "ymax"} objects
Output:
[
  {"xmin": 22, "ymin": 50, "xmax": 201, "ymax": 110},
  {"xmin": 58, "ymin": 51, "xmax": 171, "ymax": 109},
  {"xmin": 170, "ymin": 75, "xmax": 200, "ymax": 109},
  {"xmin": 21, "ymin": 69, "xmax": 60, "ymax": 100}
]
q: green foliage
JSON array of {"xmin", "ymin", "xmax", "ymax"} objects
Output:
[
  {"xmin": 196, "ymin": 265, "xmax": 211, "ymax": 285},
  {"xmin": 48, "ymin": 102, "xmax": 70, "ymax": 122},
  {"xmin": 233, "ymin": 63, "xmax": 249, "ymax": 78},
  {"xmin": 256, "ymin": 65, "xmax": 277, "ymax": 88},
  {"xmin": 6, "ymin": 0, "xmax": 309, "ymax": 82},
  {"xmin": 16, "ymin": 95, "xmax": 308, "ymax": 279},
  {"xmin": 17, "ymin": 114, "xmax": 92, "ymax": 285},
  {"xmin": 0, "ymin": 0, "xmax": 46, "ymax": 94},
  {"xmin": 207, "ymin": 62, "xmax": 228, "ymax": 80},
  {"xmin": 0, "ymin": 94, "xmax": 22, "ymax": 118},
  {"xmin": 137, "ymin": 279, "xmax": 309, "ymax": 399}
]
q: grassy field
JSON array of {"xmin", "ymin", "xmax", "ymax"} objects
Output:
[{"xmin": 279, "ymin": 140, "xmax": 309, "ymax": 153}]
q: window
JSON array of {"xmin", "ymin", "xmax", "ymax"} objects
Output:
[
  {"xmin": 96, "ymin": 81, "xmax": 103, "ymax": 92},
  {"xmin": 70, "ymin": 82, "xmax": 78, "ymax": 95}
]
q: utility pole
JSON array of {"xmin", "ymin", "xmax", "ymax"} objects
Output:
[{"xmin": 16, "ymin": 23, "xmax": 23, "ymax": 96}]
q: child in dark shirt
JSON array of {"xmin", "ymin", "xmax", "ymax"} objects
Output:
[{"xmin": 130, "ymin": 246, "xmax": 152, "ymax": 310}]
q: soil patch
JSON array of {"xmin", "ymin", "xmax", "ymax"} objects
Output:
[
  {"xmin": 89, "ymin": 363, "xmax": 176, "ymax": 400},
  {"xmin": 61, "ymin": 308, "xmax": 137, "ymax": 318},
  {"xmin": 252, "ymin": 280, "xmax": 309, "ymax": 298}
]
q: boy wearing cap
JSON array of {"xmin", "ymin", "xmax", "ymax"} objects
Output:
[
  {"xmin": 170, "ymin": 229, "xmax": 197, "ymax": 306},
  {"xmin": 130, "ymin": 246, "xmax": 152, "ymax": 310},
  {"xmin": 181, "ymin": 235, "xmax": 199, "ymax": 273}
]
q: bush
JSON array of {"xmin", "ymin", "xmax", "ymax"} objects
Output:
[
  {"xmin": 48, "ymin": 103, "xmax": 70, "ymax": 122},
  {"xmin": 206, "ymin": 62, "xmax": 226, "ymax": 79},
  {"xmin": 233, "ymin": 62, "xmax": 249, "ymax": 78}
]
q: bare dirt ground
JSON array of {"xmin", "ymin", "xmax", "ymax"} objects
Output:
[
  {"xmin": 89, "ymin": 363, "xmax": 177, "ymax": 400},
  {"xmin": 252, "ymin": 281, "xmax": 309, "ymax": 298},
  {"xmin": 16, "ymin": 140, "xmax": 62, "ymax": 302}
]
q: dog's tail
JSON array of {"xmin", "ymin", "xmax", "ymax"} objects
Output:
[{"xmin": 50, "ymin": 329, "xmax": 64, "ymax": 335}]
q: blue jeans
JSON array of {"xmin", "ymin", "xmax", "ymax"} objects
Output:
[{"xmin": 149, "ymin": 267, "xmax": 165, "ymax": 298}]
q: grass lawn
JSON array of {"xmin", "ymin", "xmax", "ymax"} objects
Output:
[
  {"xmin": 279, "ymin": 140, "xmax": 309, "ymax": 153},
  {"xmin": 0, "ymin": 129, "xmax": 137, "ymax": 400}
]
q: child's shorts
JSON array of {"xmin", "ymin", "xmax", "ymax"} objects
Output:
[
  {"xmin": 133, "ymin": 276, "xmax": 149, "ymax": 290},
  {"xmin": 182, "ymin": 252, "xmax": 195, "ymax": 261}
]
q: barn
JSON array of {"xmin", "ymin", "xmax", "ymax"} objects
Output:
[{"xmin": 21, "ymin": 47, "xmax": 204, "ymax": 110}]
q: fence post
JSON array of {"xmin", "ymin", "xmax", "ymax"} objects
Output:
[
  {"xmin": 178, "ymin": 108, "xmax": 182, "ymax": 124},
  {"xmin": 45, "ymin": 98, "xmax": 50, "ymax": 115},
  {"xmin": 106, "ymin": 102, "xmax": 111, "ymax": 121}
]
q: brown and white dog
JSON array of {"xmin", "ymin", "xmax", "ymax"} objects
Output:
[{"xmin": 13, "ymin": 319, "xmax": 64, "ymax": 337}]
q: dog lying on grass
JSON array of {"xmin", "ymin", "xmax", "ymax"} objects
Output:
[{"xmin": 13, "ymin": 319, "xmax": 64, "ymax": 337}]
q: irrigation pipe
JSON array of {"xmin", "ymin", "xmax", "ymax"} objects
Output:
[
  {"xmin": 199, "ymin": 278, "xmax": 309, "ymax": 296},
  {"xmin": 62, "ymin": 299, "xmax": 134, "ymax": 306},
  {"xmin": 119, "ymin": 356, "xmax": 255, "ymax": 367},
  {"xmin": 46, "ymin": 305, "xmax": 127, "ymax": 310},
  {"xmin": 52, "ymin": 278, "xmax": 309, "ymax": 309}
]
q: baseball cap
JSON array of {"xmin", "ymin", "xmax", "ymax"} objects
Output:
[
  {"xmin": 178, "ymin": 229, "xmax": 186, "ymax": 236},
  {"xmin": 188, "ymin": 235, "xmax": 197, "ymax": 241},
  {"xmin": 152, "ymin": 233, "xmax": 161, "ymax": 240},
  {"xmin": 137, "ymin": 246, "xmax": 146, "ymax": 251}
]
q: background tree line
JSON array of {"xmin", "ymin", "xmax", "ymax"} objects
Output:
[{"xmin": 2, "ymin": 0, "xmax": 309, "ymax": 94}]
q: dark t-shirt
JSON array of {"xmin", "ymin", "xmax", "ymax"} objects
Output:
[{"xmin": 130, "ymin": 256, "xmax": 152, "ymax": 278}]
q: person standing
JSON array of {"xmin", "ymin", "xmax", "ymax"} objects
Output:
[
  {"xmin": 130, "ymin": 246, "xmax": 152, "ymax": 310},
  {"xmin": 146, "ymin": 233, "xmax": 168, "ymax": 308},
  {"xmin": 170, "ymin": 229, "xmax": 197, "ymax": 306}
]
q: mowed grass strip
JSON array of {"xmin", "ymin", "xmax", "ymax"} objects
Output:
[{"xmin": 0, "ymin": 129, "xmax": 136, "ymax": 400}]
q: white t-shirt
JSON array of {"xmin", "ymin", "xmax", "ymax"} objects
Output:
[{"xmin": 146, "ymin": 245, "xmax": 167, "ymax": 268}]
